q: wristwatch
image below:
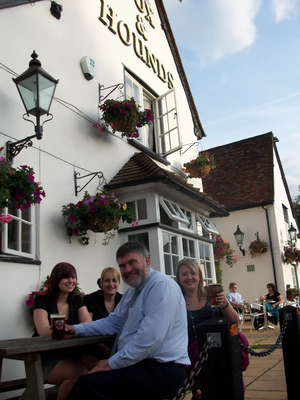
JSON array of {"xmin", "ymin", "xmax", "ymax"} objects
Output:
[{"xmin": 222, "ymin": 301, "xmax": 230, "ymax": 309}]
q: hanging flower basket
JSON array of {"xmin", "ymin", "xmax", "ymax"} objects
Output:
[
  {"xmin": 214, "ymin": 244, "xmax": 229, "ymax": 260},
  {"xmin": 111, "ymin": 112, "xmax": 139, "ymax": 134},
  {"xmin": 249, "ymin": 239, "xmax": 268, "ymax": 258},
  {"xmin": 99, "ymin": 97, "xmax": 153, "ymax": 138},
  {"xmin": 284, "ymin": 247, "xmax": 300, "ymax": 264},
  {"xmin": 213, "ymin": 235, "xmax": 238, "ymax": 268},
  {"xmin": 182, "ymin": 152, "xmax": 216, "ymax": 179},
  {"xmin": 186, "ymin": 164, "xmax": 211, "ymax": 179},
  {"xmin": 85, "ymin": 215, "xmax": 120, "ymax": 233},
  {"xmin": 61, "ymin": 191, "xmax": 137, "ymax": 246},
  {"xmin": 0, "ymin": 156, "xmax": 45, "ymax": 224}
]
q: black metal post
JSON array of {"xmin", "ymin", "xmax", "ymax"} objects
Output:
[
  {"xmin": 195, "ymin": 317, "xmax": 244, "ymax": 400},
  {"xmin": 279, "ymin": 306, "xmax": 300, "ymax": 400}
]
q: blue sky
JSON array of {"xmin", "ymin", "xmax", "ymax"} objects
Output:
[{"xmin": 164, "ymin": 0, "xmax": 300, "ymax": 198}]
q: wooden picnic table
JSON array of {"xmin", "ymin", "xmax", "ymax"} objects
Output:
[{"xmin": 0, "ymin": 334, "xmax": 115, "ymax": 400}]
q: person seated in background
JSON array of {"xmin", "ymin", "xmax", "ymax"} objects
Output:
[
  {"xmin": 33, "ymin": 262, "xmax": 97, "ymax": 400},
  {"xmin": 254, "ymin": 283, "xmax": 283, "ymax": 329},
  {"xmin": 226, "ymin": 282, "xmax": 244, "ymax": 312},
  {"xmin": 84, "ymin": 267, "xmax": 122, "ymax": 320}
]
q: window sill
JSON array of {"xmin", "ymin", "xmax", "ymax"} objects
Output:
[{"xmin": 0, "ymin": 255, "xmax": 41, "ymax": 265}]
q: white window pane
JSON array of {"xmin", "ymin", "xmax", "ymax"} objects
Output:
[
  {"xmin": 21, "ymin": 222, "xmax": 31, "ymax": 254},
  {"xmin": 8, "ymin": 220, "xmax": 18, "ymax": 251},
  {"xmin": 137, "ymin": 199, "xmax": 147, "ymax": 220},
  {"xmin": 164, "ymin": 254, "xmax": 172, "ymax": 275}
]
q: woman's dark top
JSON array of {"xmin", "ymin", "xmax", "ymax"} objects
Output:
[
  {"xmin": 187, "ymin": 301, "xmax": 221, "ymax": 347},
  {"xmin": 33, "ymin": 294, "xmax": 85, "ymax": 336},
  {"xmin": 84, "ymin": 290, "xmax": 122, "ymax": 321},
  {"xmin": 266, "ymin": 291, "xmax": 281, "ymax": 302}
]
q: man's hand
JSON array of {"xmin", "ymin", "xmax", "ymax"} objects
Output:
[
  {"xmin": 64, "ymin": 324, "xmax": 75, "ymax": 339},
  {"xmin": 88, "ymin": 359, "xmax": 112, "ymax": 374}
]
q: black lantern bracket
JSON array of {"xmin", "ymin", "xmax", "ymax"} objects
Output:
[
  {"xmin": 98, "ymin": 83, "xmax": 124, "ymax": 104},
  {"xmin": 6, "ymin": 113, "xmax": 54, "ymax": 163},
  {"xmin": 74, "ymin": 170, "xmax": 106, "ymax": 196}
]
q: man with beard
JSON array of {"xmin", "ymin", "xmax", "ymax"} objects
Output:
[{"xmin": 66, "ymin": 241, "xmax": 190, "ymax": 400}]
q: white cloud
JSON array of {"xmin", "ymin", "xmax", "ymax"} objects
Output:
[
  {"xmin": 164, "ymin": 0, "xmax": 262, "ymax": 65},
  {"xmin": 271, "ymin": 0, "xmax": 300, "ymax": 22}
]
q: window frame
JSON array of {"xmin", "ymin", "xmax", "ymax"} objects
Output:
[
  {"xmin": 124, "ymin": 72, "xmax": 180, "ymax": 156},
  {"xmin": 1, "ymin": 207, "xmax": 36, "ymax": 259},
  {"xmin": 196, "ymin": 214, "xmax": 219, "ymax": 235}
]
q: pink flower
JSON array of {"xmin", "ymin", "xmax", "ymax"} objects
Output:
[
  {"xmin": 69, "ymin": 215, "xmax": 77, "ymax": 222},
  {"xmin": 73, "ymin": 228, "xmax": 79, "ymax": 236},
  {"xmin": 26, "ymin": 298, "xmax": 33, "ymax": 307},
  {"xmin": 89, "ymin": 206, "xmax": 96, "ymax": 213},
  {"xmin": 0, "ymin": 214, "xmax": 13, "ymax": 224}
]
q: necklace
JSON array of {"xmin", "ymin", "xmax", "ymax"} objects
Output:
[
  {"xmin": 105, "ymin": 301, "xmax": 114, "ymax": 309},
  {"xmin": 188, "ymin": 310, "xmax": 198, "ymax": 341}
]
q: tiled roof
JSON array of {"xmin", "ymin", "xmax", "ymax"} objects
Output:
[
  {"xmin": 202, "ymin": 132, "xmax": 275, "ymax": 211},
  {"xmin": 105, "ymin": 152, "xmax": 229, "ymax": 217}
]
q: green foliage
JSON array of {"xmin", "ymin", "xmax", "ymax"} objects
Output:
[
  {"xmin": 292, "ymin": 185, "xmax": 300, "ymax": 223},
  {"xmin": 215, "ymin": 259, "xmax": 223, "ymax": 285},
  {"xmin": 213, "ymin": 235, "xmax": 238, "ymax": 268}
]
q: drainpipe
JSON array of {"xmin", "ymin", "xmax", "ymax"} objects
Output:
[{"xmin": 262, "ymin": 205, "xmax": 277, "ymax": 288}]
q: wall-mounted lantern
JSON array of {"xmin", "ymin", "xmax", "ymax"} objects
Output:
[
  {"xmin": 233, "ymin": 225, "xmax": 245, "ymax": 256},
  {"xmin": 6, "ymin": 50, "xmax": 59, "ymax": 163}
]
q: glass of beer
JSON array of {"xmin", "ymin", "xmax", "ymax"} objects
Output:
[
  {"xmin": 209, "ymin": 284, "xmax": 222, "ymax": 306},
  {"xmin": 50, "ymin": 314, "xmax": 66, "ymax": 340}
]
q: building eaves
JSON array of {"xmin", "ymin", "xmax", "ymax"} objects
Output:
[
  {"xmin": 105, "ymin": 152, "xmax": 229, "ymax": 217},
  {"xmin": 155, "ymin": 0, "xmax": 205, "ymax": 140}
]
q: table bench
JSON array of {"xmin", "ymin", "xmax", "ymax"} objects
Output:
[{"xmin": 0, "ymin": 335, "xmax": 114, "ymax": 400}]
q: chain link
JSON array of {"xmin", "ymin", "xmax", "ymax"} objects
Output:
[
  {"xmin": 172, "ymin": 336, "xmax": 213, "ymax": 400},
  {"xmin": 240, "ymin": 319, "xmax": 288, "ymax": 357},
  {"xmin": 172, "ymin": 319, "xmax": 289, "ymax": 400}
]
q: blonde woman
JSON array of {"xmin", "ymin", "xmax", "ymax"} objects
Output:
[{"xmin": 84, "ymin": 267, "xmax": 122, "ymax": 320}]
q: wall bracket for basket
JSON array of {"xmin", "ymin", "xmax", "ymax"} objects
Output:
[
  {"xmin": 74, "ymin": 170, "xmax": 105, "ymax": 196},
  {"xmin": 98, "ymin": 83, "xmax": 124, "ymax": 104}
]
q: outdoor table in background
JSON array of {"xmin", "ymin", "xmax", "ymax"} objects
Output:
[
  {"xmin": 0, "ymin": 334, "xmax": 114, "ymax": 400},
  {"xmin": 259, "ymin": 300, "xmax": 276, "ymax": 330}
]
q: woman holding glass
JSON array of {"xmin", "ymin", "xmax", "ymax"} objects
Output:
[{"xmin": 33, "ymin": 262, "xmax": 95, "ymax": 400}]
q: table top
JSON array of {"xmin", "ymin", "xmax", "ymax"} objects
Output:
[{"xmin": 0, "ymin": 335, "xmax": 115, "ymax": 358}]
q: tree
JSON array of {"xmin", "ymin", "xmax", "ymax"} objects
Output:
[{"xmin": 292, "ymin": 185, "xmax": 300, "ymax": 224}]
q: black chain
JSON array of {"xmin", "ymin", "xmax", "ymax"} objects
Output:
[
  {"xmin": 240, "ymin": 319, "xmax": 288, "ymax": 357},
  {"xmin": 172, "ymin": 336, "xmax": 213, "ymax": 400}
]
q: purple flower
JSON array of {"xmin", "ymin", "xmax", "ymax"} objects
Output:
[
  {"xmin": 26, "ymin": 298, "xmax": 33, "ymax": 307},
  {"xmin": 69, "ymin": 215, "xmax": 77, "ymax": 222},
  {"xmin": 28, "ymin": 173, "xmax": 35, "ymax": 183},
  {"xmin": 89, "ymin": 205, "xmax": 96, "ymax": 213},
  {"xmin": 73, "ymin": 228, "xmax": 79, "ymax": 236},
  {"xmin": 120, "ymin": 109, "xmax": 127, "ymax": 116}
]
